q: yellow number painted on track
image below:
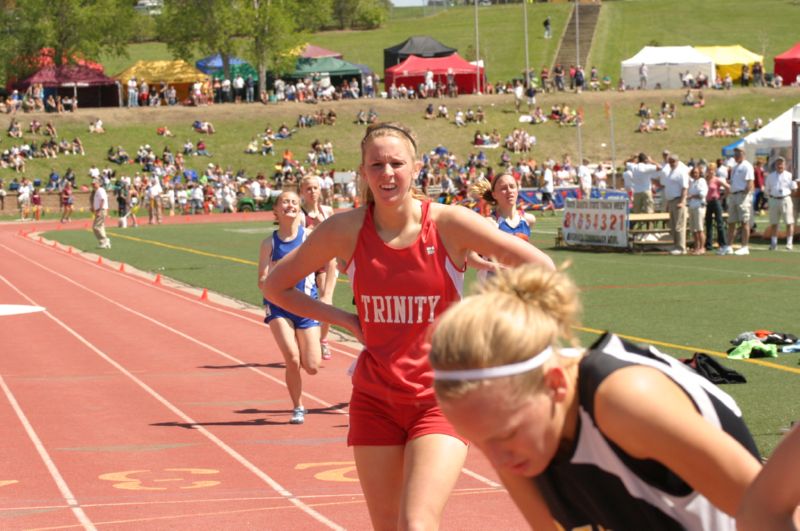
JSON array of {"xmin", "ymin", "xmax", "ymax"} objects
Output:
[
  {"xmin": 0, "ymin": 480, "xmax": 18, "ymax": 488},
  {"xmin": 295, "ymin": 461, "xmax": 359, "ymax": 483},
  {"xmin": 98, "ymin": 468, "xmax": 220, "ymax": 490}
]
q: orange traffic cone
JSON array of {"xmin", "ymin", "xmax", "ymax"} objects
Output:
[
  {"xmin": 199, "ymin": 288, "xmax": 209, "ymax": 301},
  {"xmin": 154, "ymin": 273, "xmax": 162, "ymax": 285},
  {"xmin": 67, "ymin": 246, "xmax": 73, "ymax": 254},
  {"xmin": 119, "ymin": 263, "xmax": 126, "ymax": 273},
  {"xmin": 97, "ymin": 256, "xmax": 103, "ymax": 265}
]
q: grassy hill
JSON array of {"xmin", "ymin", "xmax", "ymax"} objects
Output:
[{"xmin": 99, "ymin": 0, "xmax": 800, "ymax": 85}]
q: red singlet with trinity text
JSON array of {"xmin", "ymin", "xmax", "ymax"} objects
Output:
[{"xmin": 346, "ymin": 201, "xmax": 465, "ymax": 404}]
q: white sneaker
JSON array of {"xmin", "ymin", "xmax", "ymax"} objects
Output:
[
  {"xmin": 734, "ymin": 246, "xmax": 750, "ymax": 256},
  {"xmin": 786, "ymin": 244, "xmax": 794, "ymax": 251},
  {"xmin": 289, "ymin": 407, "xmax": 305, "ymax": 425},
  {"xmin": 716, "ymin": 246, "xmax": 733, "ymax": 256},
  {"xmin": 769, "ymin": 244, "xmax": 777, "ymax": 251},
  {"xmin": 669, "ymin": 249, "xmax": 685, "ymax": 255}
]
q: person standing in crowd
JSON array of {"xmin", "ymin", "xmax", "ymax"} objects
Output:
[
  {"xmin": 300, "ymin": 175, "xmax": 337, "ymax": 361},
  {"xmin": 540, "ymin": 163, "xmax": 556, "ymax": 215},
  {"xmin": 764, "ymin": 156, "xmax": 796, "ymax": 251},
  {"xmin": 752, "ymin": 159, "xmax": 767, "ymax": 215},
  {"xmin": 718, "ymin": 147, "xmax": 754, "ymax": 255},
  {"xmin": 60, "ymin": 181, "xmax": 74, "ymax": 223},
  {"xmin": 91, "ymin": 179, "xmax": 111, "ymax": 249},
  {"xmin": 127, "ymin": 77, "xmax": 138, "ymax": 107},
  {"xmin": 625, "ymin": 152, "xmax": 659, "ymax": 213},
  {"xmin": 704, "ymin": 162, "xmax": 727, "ymax": 252},
  {"xmin": 661, "ymin": 154, "xmax": 689, "ymax": 255},
  {"xmin": 264, "ymin": 122, "xmax": 554, "ymax": 530},
  {"xmin": 543, "ymin": 16, "xmax": 551, "ymax": 39},
  {"xmin": 687, "ymin": 165, "xmax": 708, "ymax": 254},
  {"xmin": 429, "ymin": 265, "xmax": 762, "ymax": 531},
  {"xmin": 258, "ymin": 190, "xmax": 322, "ymax": 425},
  {"xmin": 146, "ymin": 176, "xmax": 163, "ymax": 225},
  {"xmin": 639, "ymin": 62, "xmax": 648, "ymax": 89}
]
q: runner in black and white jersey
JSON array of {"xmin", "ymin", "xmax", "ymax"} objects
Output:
[{"xmin": 429, "ymin": 265, "xmax": 762, "ymax": 530}]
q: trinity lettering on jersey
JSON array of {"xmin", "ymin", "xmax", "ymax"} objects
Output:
[{"xmin": 359, "ymin": 295, "xmax": 442, "ymax": 324}]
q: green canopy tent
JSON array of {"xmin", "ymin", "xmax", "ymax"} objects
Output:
[{"xmin": 290, "ymin": 57, "xmax": 362, "ymax": 86}]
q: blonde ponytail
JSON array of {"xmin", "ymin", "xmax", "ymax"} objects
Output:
[{"xmin": 430, "ymin": 264, "xmax": 581, "ymax": 399}]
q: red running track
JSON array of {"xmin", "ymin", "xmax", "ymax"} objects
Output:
[{"xmin": 0, "ymin": 219, "xmax": 528, "ymax": 530}]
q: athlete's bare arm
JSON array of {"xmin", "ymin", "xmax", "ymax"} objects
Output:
[
  {"xmin": 263, "ymin": 209, "xmax": 365, "ymax": 342},
  {"xmin": 595, "ymin": 366, "xmax": 762, "ymax": 516}
]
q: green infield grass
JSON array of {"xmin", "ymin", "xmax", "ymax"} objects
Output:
[{"xmin": 44, "ymin": 212, "xmax": 800, "ymax": 456}]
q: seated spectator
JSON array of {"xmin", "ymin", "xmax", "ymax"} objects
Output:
[
  {"xmin": 192, "ymin": 120, "xmax": 215, "ymax": 134},
  {"xmin": 156, "ymin": 126, "xmax": 174, "ymax": 137},
  {"xmin": 261, "ymin": 136, "xmax": 274, "ymax": 156},
  {"xmin": 7, "ymin": 119, "xmax": 22, "ymax": 138},
  {"xmin": 29, "ymin": 119, "xmax": 42, "ymax": 135},
  {"xmin": 275, "ymin": 123, "xmax": 292, "ymax": 139},
  {"xmin": 454, "ymin": 109, "xmax": 466, "ymax": 127},
  {"xmin": 182, "ymin": 139, "xmax": 194, "ymax": 155},
  {"xmin": 367, "ymin": 108, "xmax": 378, "ymax": 124},
  {"xmin": 45, "ymin": 121, "xmax": 57, "ymax": 137},
  {"xmin": 196, "ymin": 139, "xmax": 211, "ymax": 157},
  {"xmin": 437, "ymin": 104, "xmax": 449, "ymax": 119},
  {"xmin": 89, "ymin": 118, "xmax": 105, "ymax": 133},
  {"xmin": 355, "ymin": 109, "xmax": 367, "ymax": 124},
  {"xmin": 245, "ymin": 137, "xmax": 259, "ymax": 154},
  {"xmin": 72, "ymin": 137, "xmax": 85, "ymax": 155},
  {"xmin": 424, "ymin": 103, "xmax": 435, "ymax": 120},
  {"xmin": 475, "ymin": 106, "xmax": 485, "ymax": 123}
]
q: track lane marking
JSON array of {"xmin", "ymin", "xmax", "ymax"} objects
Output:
[
  {"xmin": 0, "ymin": 271, "xmax": 345, "ymax": 531},
  {"xmin": 0, "ymin": 371, "xmax": 96, "ymax": 530},
  {"xmin": 577, "ymin": 326, "xmax": 800, "ymax": 375}
]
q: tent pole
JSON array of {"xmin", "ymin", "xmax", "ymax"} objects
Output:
[
  {"xmin": 523, "ymin": 0, "xmax": 530, "ymax": 89},
  {"xmin": 474, "ymin": 0, "xmax": 480, "ymax": 95}
]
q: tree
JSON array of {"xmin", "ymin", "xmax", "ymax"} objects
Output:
[
  {"xmin": 2, "ymin": 0, "xmax": 132, "ymax": 81},
  {"xmin": 287, "ymin": 0, "xmax": 333, "ymax": 32},
  {"xmin": 242, "ymin": 0, "xmax": 305, "ymax": 97},
  {"xmin": 158, "ymin": 0, "xmax": 241, "ymax": 80},
  {"xmin": 333, "ymin": 0, "xmax": 390, "ymax": 30}
]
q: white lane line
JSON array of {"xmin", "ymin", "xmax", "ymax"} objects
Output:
[
  {"xmin": 0, "ymin": 272, "xmax": 345, "ymax": 531},
  {"xmin": 8, "ymin": 241, "xmax": 502, "ymax": 489},
  {"xmin": 2, "ymin": 243, "xmax": 340, "ymax": 412},
  {"xmin": 0, "ymin": 372, "xmax": 97, "ymax": 531}
]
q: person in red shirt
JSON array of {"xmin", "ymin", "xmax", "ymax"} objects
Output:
[{"xmin": 264, "ymin": 122, "xmax": 553, "ymax": 529}]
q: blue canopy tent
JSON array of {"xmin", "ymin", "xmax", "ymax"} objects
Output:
[
  {"xmin": 196, "ymin": 54, "xmax": 258, "ymax": 81},
  {"xmin": 722, "ymin": 139, "xmax": 744, "ymax": 158}
]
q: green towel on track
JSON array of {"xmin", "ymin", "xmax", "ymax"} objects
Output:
[{"xmin": 727, "ymin": 340, "xmax": 778, "ymax": 360}]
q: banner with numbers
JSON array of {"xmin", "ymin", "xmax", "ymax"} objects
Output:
[{"xmin": 562, "ymin": 198, "xmax": 629, "ymax": 248}]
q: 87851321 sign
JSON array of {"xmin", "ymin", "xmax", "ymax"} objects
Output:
[{"xmin": 562, "ymin": 198, "xmax": 629, "ymax": 248}]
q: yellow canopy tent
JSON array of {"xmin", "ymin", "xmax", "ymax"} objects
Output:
[
  {"xmin": 694, "ymin": 45, "xmax": 763, "ymax": 82},
  {"xmin": 115, "ymin": 60, "xmax": 207, "ymax": 102}
]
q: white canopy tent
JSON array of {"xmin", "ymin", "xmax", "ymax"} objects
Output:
[
  {"xmin": 742, "ymin": 103, "xmax": 800, "ymax": 167},
  {"xmin": 621, "ymin": 46, "xmax": 715, "ymax": 89}
]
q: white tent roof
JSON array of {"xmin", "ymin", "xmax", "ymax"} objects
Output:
[
  {"xmin": 742, "ymin": 103, "xmax": 799, "ymax": 160},
  {"xmin": 620, "ymin": 46, "xmax": 715, "ymax": 89},
  {"xmin": 621, "ymin": 46, "xmax": 713, "ymax": 67}
]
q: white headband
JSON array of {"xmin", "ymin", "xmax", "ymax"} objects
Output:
[{"xmin": 434, "ymin": 346, "xmax": 581, "ymax": 381}]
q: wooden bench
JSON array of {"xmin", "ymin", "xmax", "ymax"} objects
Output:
[{"xmin": 628, "ymin": 212, "xmax": 672, "ymax": 249}]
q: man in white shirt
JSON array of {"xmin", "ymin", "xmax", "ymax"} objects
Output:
[
  {"xmin": 660, "ymin": 154, "xmax": 690, "ymax": 254},
  {"xmin": 146, "ymin": 176, "xmax": 163, "ymax": 224},
  {"xmin": 764, "ymin": 157, "xmax": 796, "ymax": 250},
  {"xmin": 578, "ymin": 159, "xmax": 593, "ymax": 199},
  {"xmin": 540, "ymin": 164, "xmax": 556, "ymax": 215},
  {"xmin": 718, "ymin": 147, "xmax": 755, "ymax": 255},
  {"xmin": 625, "ymin": 152, "xmax": 660, "ymax": 213},
  {"xmin": 91, "ymin": 179, "xmax": 111, "ymax": 249}
]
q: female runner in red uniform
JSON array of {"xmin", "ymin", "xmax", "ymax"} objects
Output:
[{"xmin": 264, "ymin": 122, "xmax": 554, "ymax": 530}]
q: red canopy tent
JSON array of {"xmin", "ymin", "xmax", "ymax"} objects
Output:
[
  {"xmin": 16, "ymin": 65, "xmax": 120, "ymax": 107},
  {"xmin": 774, "ymin": 43, "xmax": 800, "ymax": 85},
  {"xmin": 384, "ymin": 53, "xmax": 485, "ymax": 95}
]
